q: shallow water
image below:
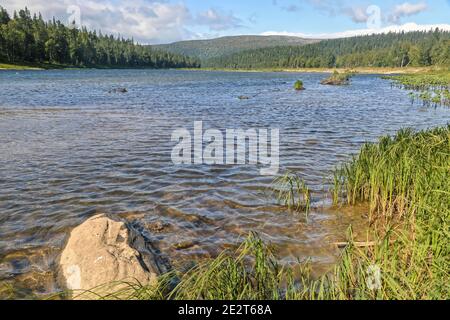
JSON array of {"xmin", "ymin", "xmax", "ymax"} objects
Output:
[{"xmin": 0, "ymin": 69, "xmax": 449, "ymax": 297}]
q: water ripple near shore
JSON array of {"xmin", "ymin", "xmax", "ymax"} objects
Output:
[{"xmin": 0, "ymin": 69, "xmax": 449, "ymax": 297}]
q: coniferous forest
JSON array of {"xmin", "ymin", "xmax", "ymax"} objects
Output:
[
  {"xmin": 205, "ymin": 30, "xmax": 450, "ymax": 69},
  {"xmin": 1, "ymin": 6, "xmax": 449, "ymax": 70},
  {"xmin": 0, "ymin": 6, "xmax": 200, "ymax": 69}
]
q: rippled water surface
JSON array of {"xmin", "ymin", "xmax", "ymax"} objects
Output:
[{"xmin": 1, "ymin": 69, "xmax": 449, "ymax": 296}]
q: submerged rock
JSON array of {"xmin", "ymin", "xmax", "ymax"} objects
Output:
[
  {"xmin": 58, "ymin": 214, "xmax": 160, "ymax": 299},
  {"xmin": 109, "ymin": 87, "xmax": 128, "ymax": 93}
]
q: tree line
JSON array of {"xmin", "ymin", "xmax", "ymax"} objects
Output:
[
  {"xmin": 0, "ymin": 6, "xmax": 200, "ymax": 68},
  {"xmin": 205, "ymin": 30, "xmax": 450, "ymax": 69}
]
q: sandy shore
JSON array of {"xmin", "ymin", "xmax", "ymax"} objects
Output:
[
  {"xmin": 192, "ymin": 66, "xmax": 439, "ymax": 75},
  {"xmin": 1, "ymin": 63, "xmax": 441, "ymax": 75}
]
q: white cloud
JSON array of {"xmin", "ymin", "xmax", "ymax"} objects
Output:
[
  {"xmin": 390, "ymin": 2, "xmax": 428, "ymax": 23},
  {"xmin": 343, "ymin": 6, "xmax": 369, "ymax": 23},
  {"xmin": 196, "ymin": 8, "xmax": 243, "ymax": 31},
  {"xmin": 262, "ymin": 22, "xmax": 450, "ymax": 39},
  {"xmin": 394, "ymin": 2, "xmax": 428, "ymax": 16},
  {"xmin": 0, "ymin": 0, "xmax": 243, "ymax": 44}
]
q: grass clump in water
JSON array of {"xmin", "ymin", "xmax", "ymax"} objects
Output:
[
  {"xmin": 294, "ymin": 80, "xmax": 305, "ymax": 91},
  {"xmin": 64, "ymin": 126, "xmax": 450, "ymax": 300},
  {"xmin": 384, "ymin": 71, "xmax": 450, "ymax": 107},
  {"xmin": 273, "ymin": 172, "xmax": 311, "ymax": 215}
]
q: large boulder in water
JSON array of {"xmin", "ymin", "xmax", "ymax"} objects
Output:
[{"xmin": 58, "ymin": 214, "xmax": 160, "ymax": 299}]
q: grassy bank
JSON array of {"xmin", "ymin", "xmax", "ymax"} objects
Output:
[
  {"xmin": 330, "ymin": 125, "xmax": 449, "ymax": 299},
  {"xmin": 0, "ymin": 63, "xmax": 43, "ymax": 70},
  {"xmin": 0, "ymin": 62, "xmax": 198, "ymax": 71},
  {"xmin": 70, "ymin": 125, "xmax": 449, "ymax": 300},
  {"xmin": 0, "ymin": 62, "xmax": 72, "ymax": 70},
  {"xmin": 384, "ymin": 70, "xmax": 450, "ymax": 107},
  {"xmin": 1, "ymin": 63, "xmax": 441, "ymax": 75},
  {"xmin": 168, "ymin": 125, "xmax": 449, "ymax": 300}
]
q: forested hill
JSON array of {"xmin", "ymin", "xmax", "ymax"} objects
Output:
[
  {"xmin": 0, "ymin": 6, "xmax": 200, "ymax": 69},
  {"xmin": 204, "ymin": 30, "xmax": 450, "ymax": 69},
  {"xmin": 154, "ymin": 35, "xmax": 319, "ymax": 61}
]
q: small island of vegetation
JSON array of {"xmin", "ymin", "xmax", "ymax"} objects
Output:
[
  {"xmin": 293, "ymin": 80, "xmax": 305, "ymax": 90},
  {"xmin": 320, "ymin": 71, "xmax": 352, "ymax": 85}
]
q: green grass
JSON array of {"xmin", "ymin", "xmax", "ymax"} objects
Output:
[
  {"xmin": 294, "ymin": 80, "xmax": 305, "ymax": 91},
  {"xmin": 0, "ymin": 63, "xmax": 42, "ymax": 70},
  {"xmin": 272, "ymin": 172, "xmax": 311, "ymax": 215},
  {"xmin": 384, "ymin": 71, "xmax": 450, "ymax": 107},
  {"xmin": 0, "ymin": 61, "xmax": 193, "ymax": 71},
  {"xmin": 0, "ymin": 61, "xmax": 74, "ymax": 70},
  {"xmin": 40, "ymin": 125, "xmax": 450, "ymax": 300},
  {"xmin": 331, "ymin": 125, "xmax": 450, "ymax": 298}
]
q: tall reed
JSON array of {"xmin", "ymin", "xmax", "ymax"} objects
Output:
[
  {"xmin": 273, "ymin": 172, "xmax": 311, "ymax": 215},
  {"xmin": 60, "ymin": 126, "xmax": 450, "ymax": 300}
]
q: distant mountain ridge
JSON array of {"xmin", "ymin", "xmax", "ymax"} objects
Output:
[{"xmin": 153, "ymin": 35, "xmax": 319, "ymax": 61}]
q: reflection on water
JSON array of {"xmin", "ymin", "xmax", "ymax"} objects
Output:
[{"xmin": 0, "ymin": 69, "xmax": 449, "ymax": 297}]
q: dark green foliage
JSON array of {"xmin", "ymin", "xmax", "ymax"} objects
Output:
[
  {"xmin": 0, "ymin": 6, "xmax": 200, "ymax": 68},
  {"xmin": 205, "ymin": 30, "xmax": 450, "ymax": 69}
]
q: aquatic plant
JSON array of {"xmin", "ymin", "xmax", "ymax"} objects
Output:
[
  {"xmin": 56, "ymin": 125, "xmax": 450, "ymax": 300},
  {"xmin": 169, "ymin": 125, "xmax": 449, "ymax": 300},
  {"xmin": 294, "ymin": 80, "xmax": 305, "ymax": 91},
  {"xmin": 384, "ymin": 71, "xmax": 450, "ymax": 107},
  {"xmin": 273, "ymin": 172, "xmax": 311, "ymax": 215},
  {"xmin": 331, "ymin": 125, "xmax": 450, "ymax": 298}
]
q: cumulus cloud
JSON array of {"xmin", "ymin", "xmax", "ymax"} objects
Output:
[
  {"xmin": 389, "ymin": 2, "xmax": 428, "ymax": 23},
  {"xmin": 342, "ymin": 6, "xmax": 369, "ymax": 23},
  {"xmin": 0, "ymin": 0, "xmax": 243, "ymax": 44},
  {"xmin": 274, "ymin": 1, "xmax": 430, "ymax": 26},
  {"xmin": 274, "ymin": 0, "xmax": 369, "ymax": 25},
  {"xmin": 196, "ymin": 8, "xmax": 243, "ymax": 31},
  {"xmin": 262, "ymin": 22, "xmax": 450, "ymax": 39},
  {"xmin": 272, "ymin": 0, "xmax": 340, "ymax": 15}
]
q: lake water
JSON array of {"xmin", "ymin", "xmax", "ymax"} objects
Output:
[{"xmin": 1, "ymin": 69, "xmax": 449, "ymax": 297}]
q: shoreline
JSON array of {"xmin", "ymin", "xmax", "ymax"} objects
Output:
[
  {"xmin": 0, "ymin": 63, "xmax": 441, "ymax": 75},
  {"xmin": 190, "ymin": 66, "xmax": 441, "ymax": 75}
]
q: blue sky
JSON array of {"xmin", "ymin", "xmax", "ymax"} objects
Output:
[
  {"xmin": 2, "ymin": 0, "xmax": 449, "ymax": 43},
  {"xmin": 183, "ymin": 0, "xmax": 450, "ymax": 35}
]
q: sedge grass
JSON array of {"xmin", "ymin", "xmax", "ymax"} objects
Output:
[
  {"xmin": 384, "ymin": 71, "xmax": 450, "ymax": 107},
  {"xmin": 48, "ymin": 125, "xmax": 450, "ymax": 300},
  {"xmin": 272, "ymin": 172, "xmax": 311, "ymax": 215}
]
